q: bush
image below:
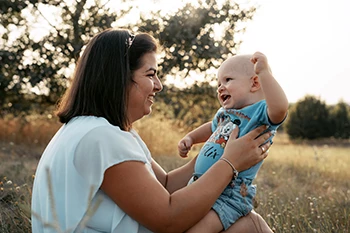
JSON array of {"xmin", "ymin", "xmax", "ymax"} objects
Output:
[
  {"xmin": 285, "ymin": 96, "xmax": 332, "ymax": 139},
  {"xmin": 329, "ymin": 101, "xmax": 350, "ymax": 139}
]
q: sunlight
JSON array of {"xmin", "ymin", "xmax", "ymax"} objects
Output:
[
  {"xmin": 238, "ymin": 0, "xmax": 350, "ymax": 104},
  {"xmin": 164, "ymin": 67, "xmax": 219, "ymax": 89},
  {"xmin": 164, "ymin": 70, "xmax": 207, "ymax": 88}
]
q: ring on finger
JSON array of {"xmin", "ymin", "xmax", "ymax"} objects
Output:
[{"xmin": 261, "ymin": 146, "xmax": 265, "ymax": 154}]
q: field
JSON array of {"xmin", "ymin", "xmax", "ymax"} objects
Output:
[{"xmin": 0, "ymin": 115, "xmax": 349, "ymax": 232}]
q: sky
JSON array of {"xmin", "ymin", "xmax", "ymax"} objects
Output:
[
  {"xmin": 237, "ymin": 0, "xmax": 350, "ymax": 104},
  {"xmin": 145, "ymin": 0, "xmax": 350, "ymax": 105}
]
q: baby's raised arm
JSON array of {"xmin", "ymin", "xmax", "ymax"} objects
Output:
[{"xmin": 251, "ymin": 52, "xmax": 289, "ymax": 124}]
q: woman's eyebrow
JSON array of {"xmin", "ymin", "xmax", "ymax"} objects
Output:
[{"xmin": 146, "ymin": 68, "xmax": 157, "ymax": 74}]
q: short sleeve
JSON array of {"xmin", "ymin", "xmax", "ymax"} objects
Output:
[
  {"xmin": 211, "ymin": 108, "xmax": 224, "ymax": 132},
  {"xmin": 73, "ymin": 126, "xmax": 148, "ymax": 188}
]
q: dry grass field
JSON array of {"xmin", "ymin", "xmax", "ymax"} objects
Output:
[{"xmin": 0, "ymin": 114, "xmax": 349, "ymax": 232}]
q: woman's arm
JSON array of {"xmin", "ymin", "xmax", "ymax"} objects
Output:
[
  {"xmin": 101, "ymin": 157, "xmax": 232, "ymax": 233},
  {"xmin": 222, "ymin": 211, "xmax": 273, "ymax": 233},
  {"xmin": 152, "ymin": 155, "xmax": 198, "ymax": 194},
  {"xmin": 101, "ymin": 125, "xmax": 271, "ymax": 233}
]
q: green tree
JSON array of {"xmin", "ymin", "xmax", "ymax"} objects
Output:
[
  {"xmin": 0, "ymin": 0, "xmax": 131, "ymax": 114},
  {"xmin": 329, "ymin": 100, "xmax": 350, "ymax": 139},
  {"xmin": 139, "ymin": 0, "xmax": 256, "ymax": 126},
  {"xmin": 155, "ymin": 82, "xmax": 220, "ymax": 129},
  {"xmin": 138, "ymin": 0, "xmax": 256, "ymax": 81},
  {"xmin": 285, "ymin": 95, "xmax": 332, "ymax": 139},
  {"xmin": 0, "ymin": 0, "xmax": 256, "ymax": 114}
]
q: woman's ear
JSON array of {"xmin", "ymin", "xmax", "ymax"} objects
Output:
[{"xmin": 250, "ymin": 75, "xmax": 261, "ymax": 92}]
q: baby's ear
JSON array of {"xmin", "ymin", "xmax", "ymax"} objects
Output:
[{"xmin": 250, "ymin": 75, "xmax": 260, "ymax": 92}]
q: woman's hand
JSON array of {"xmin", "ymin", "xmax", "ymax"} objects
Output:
[{"xmin": 222, "ymin": 125, "xmax": 271, "ymax": 172}]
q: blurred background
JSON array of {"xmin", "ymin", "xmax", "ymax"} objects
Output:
[
  {"xmin": 0, "ymin": 0, "xmax": 349, "ymax": 232},
  {"xmin": 1, "ymin": 0, "xmax": 349, "ymax": 142}
]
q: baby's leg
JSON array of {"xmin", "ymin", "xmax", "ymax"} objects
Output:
[{"xmin": 185, "ymin": 209, "xmax": 223, "ymax": 233}]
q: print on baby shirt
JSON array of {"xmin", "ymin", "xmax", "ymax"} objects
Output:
[
  {"xmin": 194, "ymin": 100, "xmax": 280, "ymax": 179},
  {"xmin": 194, "ymin": 116, "xmax": 239, "ymax": 175}
]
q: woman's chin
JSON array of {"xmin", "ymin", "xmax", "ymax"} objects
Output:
[{"xmin": 143, "ymin": 108, "xmax": 152, "ymax": 116}]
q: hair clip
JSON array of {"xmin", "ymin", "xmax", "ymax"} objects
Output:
[{"xmin": 126, "ymin": 34, "xmax": 135, "ymax": 49}]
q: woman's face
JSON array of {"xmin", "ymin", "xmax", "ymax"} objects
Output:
[{"xmin": 127, "ymin": 52, "xmax": 163, "ymax": 123}]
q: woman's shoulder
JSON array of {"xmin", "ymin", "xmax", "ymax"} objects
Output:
[
  {"xmin": 64, "ymin": 116, "xmax": 125, "ymax": 139},
  {"xmin": 69, "ymin": 115, "xmax": 113, "ymax": 127},
  {"xmin": 76, "ymin": 119, "xmax": 149, "ymax": 161},
  {"xmin": 79, "ymin": 121, "xmax": 132, "ymax": 144}
]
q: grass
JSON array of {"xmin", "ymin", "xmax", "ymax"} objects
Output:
[
  {"xmin": 255, "ymin": 143, "xmax": 350, "ymax": 232},
  {"xmin": 0, "ymin": 114, "xmax": 349, "ymax": 232}
]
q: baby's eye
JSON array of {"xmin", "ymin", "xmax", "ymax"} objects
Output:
[{"xmin": 226, "ymin": 78, "xmax": 232, "ymax": 82}]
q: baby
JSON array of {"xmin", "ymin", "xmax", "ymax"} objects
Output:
[{"xmin": 178, "ymin": 52, "xmax": 288, "ymax": 232}]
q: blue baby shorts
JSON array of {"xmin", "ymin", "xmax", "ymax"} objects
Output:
[
  {"xmin": 188, "ymin": 175, "xmax": 257, "ymax": 230},
  {"xmin": 212, "ymin": 178, "xmax": 256, "ymax": 230}
]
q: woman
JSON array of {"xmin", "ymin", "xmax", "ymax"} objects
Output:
[{"xmin": 31, "ymin": 28, "xmax": 273, "ymax": 233}]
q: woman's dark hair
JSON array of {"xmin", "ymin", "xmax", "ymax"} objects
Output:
[{"xmin": 56, "ymin": 28, "xmax": 158, "ymax": 130}]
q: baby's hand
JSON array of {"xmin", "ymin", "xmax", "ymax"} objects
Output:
[
  {"xmin": 250, "ymin": 52, "xmax": 271, "ymax": 75},
  {"xmin": 178, "ymin": 136, "xmax": 193, "ymax": 158}
]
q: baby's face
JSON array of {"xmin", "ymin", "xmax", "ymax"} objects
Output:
[{"xmin": 217, "ymin": 57, "xmax": 254, "ymax": 109}]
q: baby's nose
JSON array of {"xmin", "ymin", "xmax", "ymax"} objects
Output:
[{"xmin": 217, "ymin": 85, "xmax": 225, "ymax": 93}]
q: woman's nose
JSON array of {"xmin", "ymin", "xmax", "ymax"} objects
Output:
[{"xmin": 154, "ymin": 75, "xmax": 163, "ymax": 92}]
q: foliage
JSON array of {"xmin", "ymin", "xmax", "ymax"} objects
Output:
[
  {"xmin": 0, "ymin": 0, "xmax": 132, "ymax": 112},
  {"xmin": 155, "ymin": 82, "xmax": 221, "ymax": 129},
  {"xmin": 137, "ymin": 0, "xmax": 256, "ymax": 80},
  {"xmin": 329, "ymin": 101, "xmax": 350, "ymax": 139},
  {"xmin": 0, "ymin": 177, "xmax": 32, "ymax": 233},
  {"xmin": 0, "ymin": 157, "xmax": 34, "ymax": 233},
  {"xmin": 285, "ymin": 95, "xmax": 333, "ymax": 139},
  {"xmin": 0, "ymin": 0, "xmax": 255, "ymax": 114},
  {"xmin": 0, "ymin": 113, "xmax": 60, "ymax": 145}
]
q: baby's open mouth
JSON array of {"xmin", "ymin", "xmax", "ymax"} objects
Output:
[{"xmin": 221, "ymin": 94, "xmax": 231, "ymax": 103}]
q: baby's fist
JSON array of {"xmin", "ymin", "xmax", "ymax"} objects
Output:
[
  {"xmin": 250, "ymin": 51, "xmax": 270, "ymax": 75},
  {"xmin": 178, "ymin": 136, "xmax": 193, "ymax": 158}
]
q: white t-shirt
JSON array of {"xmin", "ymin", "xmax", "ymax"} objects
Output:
[{"xmin": 31, "ymin": 116, "xmax": 154, "ymax": 233}]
